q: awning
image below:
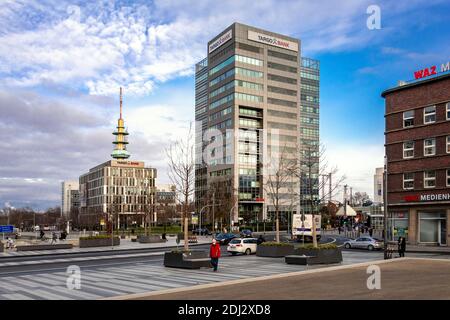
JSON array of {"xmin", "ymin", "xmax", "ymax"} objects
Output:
[{"xmin": 336, "ymin": 204, "xmax": 357, "ymax": 216}]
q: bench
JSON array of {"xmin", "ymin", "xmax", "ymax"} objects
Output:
[{"xmin": 164, "ymin": 250, "xmax": 211, "ymax": 269}]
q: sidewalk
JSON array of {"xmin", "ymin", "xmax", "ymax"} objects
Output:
[
  {"xmin": 0, "ymin": 236, "xmax": 212, "ymax": 258},
  {"xmin": 113, "ymin": 257, "xmax": 450, "ymax": 300}
]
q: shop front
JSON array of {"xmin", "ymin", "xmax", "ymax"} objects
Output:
[{"xmin": 389, "ymin": 206, "xmax": 450, "ymax": 246}]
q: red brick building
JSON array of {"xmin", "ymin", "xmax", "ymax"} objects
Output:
[{"xmin": 382, "ymin": 73, "xmax": 450, "ymax": 246}]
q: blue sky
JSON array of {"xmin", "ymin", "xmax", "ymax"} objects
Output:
[{"xmin": 0, "ymin": 0, "xmax": 449, "ymax": 209}]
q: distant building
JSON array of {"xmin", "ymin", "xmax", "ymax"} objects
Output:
[
  {"xmin": 61, "ymin": 181, "xmax": 80, "ymax": 218},
  {"xmin": 155, "ymin": 184, "xmax": 177, "ymax": 223},
  {"xmin": 78, "ymin": 88, "xmax": 157, "ymax": 229},
  {"xmin": 373, "ymin": 167, "xmax": 384, "ymax": 203}
]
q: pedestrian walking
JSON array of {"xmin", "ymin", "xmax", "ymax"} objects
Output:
[
  {"xmin": 398, "ymin": 237, "xmax": 406, "ymax": 257},
  {"xmin": 369, "ymin": 227, "xmax": 373, "ymax": 237},
  {"xmin": 257, "ymin": 234, "xmax": 265, "ymax": 245},
  {"xmin": 338, "ymin": 226, "xmax": 341, "ymax": 234},
  {"xmin": 51, "ymin": 232, "xmax": 58, "ymax": 244},
  {"xmin": 209, "ymin": 239, "xmax": 221, "ymax": 272},
  {"xmin": 6, "ymin": 237, "xmax": 14, "ymax": 250}
]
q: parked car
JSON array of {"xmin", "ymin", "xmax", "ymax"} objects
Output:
[
  {"xmin": 240, "ymin": 229, "xmax": 253, "ymax": 238},
  {"xmin": 215, "ymin": 233, "xmax": 238, "ymax": 245},
  {"xmin": 344, "ymin": 237, "xmax": 384, "ymax": 251},
  {"xmin": 192, "ymin": 228, "xmax": 211, "ymax": 236},
  {"xmin": 227, "ymin": 238, "xmax": 258, "ymax": 255}
]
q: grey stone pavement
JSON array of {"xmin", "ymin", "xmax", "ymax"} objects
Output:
[
  {"xmin": 0, "ymin": 248, "xmax": 447, "ymax": 300},
  {"xmin": 127, "ymin": 257, "xmax": 450, "ymax": 300}
]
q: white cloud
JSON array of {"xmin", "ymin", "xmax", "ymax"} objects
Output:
[{"xmin": 3, "ymin": 0, "xmax": 444, "ymax": 96}]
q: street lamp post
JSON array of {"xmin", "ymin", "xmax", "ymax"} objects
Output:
[{"xmin": 383, "ymin": 156, "xmax": 388, "ymax": 259}]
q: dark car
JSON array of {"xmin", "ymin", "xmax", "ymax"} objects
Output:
[
  {"xmin": 192, "ymin": 228, "xmax": 211, "ymax": 236},
  {"xmin": 240, "ymin": 229, "xmax": 253, "ymax": 238},
  {"xmin": 215, "ymin": 233, "xmax": 238, "ymax": 245}
]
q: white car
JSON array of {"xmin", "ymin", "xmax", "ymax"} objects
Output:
[{"xmin": 227, "ymin": 238, "xmax": 258, "ymax": 255}]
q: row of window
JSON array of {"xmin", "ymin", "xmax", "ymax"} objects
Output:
[
  {"xmin": 268, "ymin": 49, "xmax": 298, "ymax": 62},
  {"xmin": 301, "ymin": 105, "xmax": 319, "ymax": 114},
  {"xmin": 403, "ymin": 169, "xmax": 450, "ymax": 189},
  {"xmin": 403, "ymin": 103, "xmax": 450, "ymax": 128},
  {"xmin": 403, "ymin": 136, "xmax": 450, "ymax": 158},
  {"xmin": 209, "ymin": 107, "xmax": 232, "ymax": 121},
  {"xmin": 239, "ymin": 117, "xmax": 262, "ymax": 128},
  {"xmin": 301, "ymin": 117, "xmax": 319, "ymax": 125},
  {"xmin": 209, "ymin": 54, "xmax": 264, "ymax": 76},
  {"xmin": 268, "ymin": 85, "xmax": 297, "ymax": 96},
  {"xmin": 209, "ymin": 168, "xmax": 232, "ymax": 177},
  {"xmin": 267, "ymin": 97, "xmax": 297, "ymax": 108},
  {"xmin": 301, "ymin": 83, "xmax": 319, "ymax": 92},
  {"xmin": 300, "ymin": 72, "xmax": 319, "ymax": 81},
  {"xmin": 240, "ymin": 107, "xmax": 262, "ymax": 117},
  {"xmin": 209, "ymin": 68, "xmax": 234, "ymax": 87},
  {"xmin": 268, "ymin": 121, "xmax": 297, "ymax": 131},
  {"xmin": 301, "ymin": 128, "xmax": 319, "ymax": 136},
  {"xmin": 268, "ymin": 73, "xmax": 297, "ymax": 85},
  {"xmin": 210, "ymin": 119, "xmax": 232, "ymax": 130},
  {"xmin": 268, "ymin": 61, "xmax": 297, "ymax": 74},
  {"xmin": 210, "ymin": 92, "xmax": 265, "ymax": 110},
  {"xmin": 301, "ymin": 94, "xmax": 319, "ymax": 103},
  {"xmin": 236, "ymin": 67, "xmax": 264, "ymax": 78},
  {"xmin": 267, "ymin": 109, "xmax": 297, "ymax": 119}
]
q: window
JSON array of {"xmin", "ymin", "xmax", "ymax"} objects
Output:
[
  {"xmin": 209, "ymin": 56, "xmax": 234, "ymax": 76},
  {"xmin": 268, "ymin": 61, "xmax": 297, "ymax": 73},
  {"xmin": 447, "ymin": 136, "xmax": 450, "ymax": 153},
  {"xmin": 403, "ymin": 141, "xmax": 414, "ymax": 159},
  {"xmin": 268, "ymin": 50, "xmax": 297, "ymax": 62},
  {"xmin": 268, "ymin": 73, "xmax": 297, "ymax": 85},
  {"xmin": 403, "ymin": 110, "xmax": 414, "ymax": 128},
  {"xmin": 424, "ymin": 106, "xmax": 436, "ymax": 124},
  {"xmin": 235, "ymin": 54, "xmax": 263, "ymax": 66},
  {"xmin": 403, "ymin": 173, "xmax": 414, "ymax": 190},
  {"xmin": 424, "ymin": 170, "xmax": 436, "ymax": 188},
  {"xmin": 267, "ymin": 97, "xmax": 297, "ymax": 108},
  {"xmin": 235, "ymin": 67, "xmax": 263, "ymax": 78},
  {"xmin": 447, "ymin": 103, "xmax": 450, "ymax": 120},
  {"xmin": 447, "ymin": 169, "xmax": 450, "ymax": 187},
  {"xmin": 424, "ymin": 138, "xmax": 436, "ymax": 156}
]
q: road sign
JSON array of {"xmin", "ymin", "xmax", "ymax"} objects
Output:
[{"xmin": 0, "ymin": 225, "xmax": 13, "ymax": 233}]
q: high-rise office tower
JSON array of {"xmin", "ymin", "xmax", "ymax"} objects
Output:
[{"xmin": 195, "ymin": 22, "xmax": 320, "ymax": 228}]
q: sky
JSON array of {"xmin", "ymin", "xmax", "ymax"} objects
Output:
[{"xmin": 0, "ymin": 0, "xmax": 449, "ymax": 210}]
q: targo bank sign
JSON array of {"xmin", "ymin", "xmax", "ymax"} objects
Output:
[{"xmin": 413, "ymin": 61, "xmax": 450, "ymax": 80}]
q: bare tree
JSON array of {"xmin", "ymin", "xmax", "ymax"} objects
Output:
[
  {"xmin": 352, "ymin": 191, "xmax": 370, "ymax": 206},
  {"xmin": 293, "ymin": 143, "xmax": 345, "ymax": 247},
  {"xmin": 264, "ymin": 144, "xmax": 298, "ymax": 243},
  {"xmin": 166, "ymin": 123, "xmax": 195, "ymax": 251}
]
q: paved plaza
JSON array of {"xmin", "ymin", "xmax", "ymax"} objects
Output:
[
  {"xmin": 0, "ymin": 251, "xmax": 385, "ymax": 300},
  {"xmin": 123, "ymin": 257, "xmax": 450, "ymax": 300}
]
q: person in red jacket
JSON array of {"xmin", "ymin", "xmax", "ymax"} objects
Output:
[{"xmin": 210, "ymin": 239, "xmax": 221, "ymax": 272}]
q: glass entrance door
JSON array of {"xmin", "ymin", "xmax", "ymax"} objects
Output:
[{"xmin": 419, "ymin": 212, "xmax": 447, "ymax": 245}]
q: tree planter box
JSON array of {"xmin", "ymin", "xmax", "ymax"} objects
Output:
[
  {"xmin": 16, "ymin": 244, "xmax": 73, "ymax": 251},
  {"xmin": 138, "ymin": 235, "xmax": 165, "ymax": 243},
  {"xmin": 79, "ymin": 237, "xmax": 120, "ymax": 248},
  {"xmin": 164, "ymin": 250, "xmax": 211, "ymax": 269},
  {"xmin": 286, "ymin": 248, "xmax": 343, "ymax": 265},
  {"xmin": 256, "ymin": 244, "xmax": 295, "ymax": 257}
]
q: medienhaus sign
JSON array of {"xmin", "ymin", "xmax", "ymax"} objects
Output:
[
  {"xmin": 248, "ymin": 30, "xmax": 298, "ymax": 52},
  {"xmin": 209, "ymin": 29, "xmax": 232, "ymax": 53},
  {"xmin": 405, "ymin": 193, "xmax": 450, "ymax": 202}
]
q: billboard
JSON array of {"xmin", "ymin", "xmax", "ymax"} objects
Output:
[{"xmin": 248, "ymin": 30, "xmax": 298, "ymax": 52}]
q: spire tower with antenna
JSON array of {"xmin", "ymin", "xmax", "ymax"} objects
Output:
[{"xmin": 111, "ymin": 87, "xmax": 130, "ymax": 159}]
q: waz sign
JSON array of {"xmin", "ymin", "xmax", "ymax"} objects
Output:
[
  {"xmin": 413, "ymin": 61, "xmax": 450, "ymax": 80},
  {"xmin": 405, "ymin": 193, "xmax": 450, "ymax": 202}
]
